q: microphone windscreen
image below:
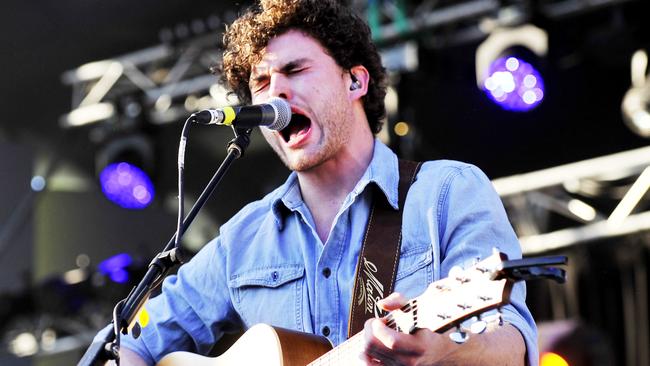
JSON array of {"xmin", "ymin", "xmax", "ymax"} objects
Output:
[{"xmin": 267, "ymin": 97, "xmax": 291, "ymax": 131}]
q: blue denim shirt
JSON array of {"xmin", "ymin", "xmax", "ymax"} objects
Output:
[{"xmin": 120, "ymin": 140, "xmax": 538, "ymax": 365}]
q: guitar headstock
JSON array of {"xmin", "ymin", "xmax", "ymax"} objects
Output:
[{"xmin": 385, "ymin": 250, "xmax": 567, "ymax": 340}]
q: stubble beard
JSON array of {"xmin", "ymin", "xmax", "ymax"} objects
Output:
[{"xmin": 272, "ymin": 102, "xmax": 352, "ymax": 173}]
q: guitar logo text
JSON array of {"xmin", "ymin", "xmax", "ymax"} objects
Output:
[{"xmin": 356, "ymin": 257, "xmax": 385, "ymax": 317}]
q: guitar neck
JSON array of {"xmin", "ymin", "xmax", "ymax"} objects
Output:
[{"xmin": 307, "ymin": 332, "xmax": 365, "ymax": 365}]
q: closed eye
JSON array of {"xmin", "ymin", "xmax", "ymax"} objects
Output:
[
  {"xmin": 286, "ymin": 67, "xmax": 306, "ymax": 75},
  {"xmin": 253, "ymin": 82, "xmax": 269, "ymax": 94},
  {"xmin": 250, "ymin": 70, "xmax": 306, "ymax": 94},
  {"xmin": 250, "ymin": 58, "xmax": 311, "ymax": 93},
  {"xmin": 250, "ymin": 74, "xmax": 268, "ymax": 93}
]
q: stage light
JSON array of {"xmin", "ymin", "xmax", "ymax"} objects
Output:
[
  {"xmin": 9, "ymin": 332, "xmax": 38, "ymax": 357},
  {"xmin": 622, "ymin": 49, "xmax": 650, "ymax": 137},
  {"xmin": 98, "ymin": 253, "xmax": 133, "ymax": 284},
  {"xmin": 99, "ymin": 162, "xmax": 155, "ymax": 210},
  {"xmin": 482, "ymin": 56, "xmax": 545, "ymax": 111},
  {"xmin": 540, "ymin": 352, "xmax": 569, "ymax": 366},
  {"xmin": 394, "ymin": 121, "xmax": 410, "ymax": 136},
  {"xmin": 62, "ymin": 268, "xmax": 87, "ymax": 285},
  {"xmin": 96, "ymin": 135, "xmax": 155, "ymax": 210},
  {"xmin": 30, "ymin": 175, "xmax": 46, "ymax": 191},
  {"xmin": 476, "ymin": 25, "xmax": 548, "ymax": 112},
  {"xmin": 538, "ymin": 320, "xmax": 615, "ymax": 366}
]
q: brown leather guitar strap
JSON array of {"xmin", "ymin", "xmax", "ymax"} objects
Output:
[{"xmin": 347, "ymin": 159, "xmax": 422, "ymax": 337}]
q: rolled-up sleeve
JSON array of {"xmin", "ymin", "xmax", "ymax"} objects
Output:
[{"xmin": 118, "ymin": 236, "xmax": 240, "ymax": 365}]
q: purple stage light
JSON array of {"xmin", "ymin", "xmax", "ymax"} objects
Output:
[
  {"xmin": 99, "ymin": 162, "xmax": 154, "ymax": 209},
  {"xmin": 483, "ymin": 56, "xmax": 544, "ymax": 112},
  {"xmin": 98, "ymin": 253, "xmax": 132, "ymax": 284},
  {"xmin": 109, "ymin": 269, "xmax": 129, "ymax": 284}
]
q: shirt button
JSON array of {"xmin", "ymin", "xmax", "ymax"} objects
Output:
[
  {"xmin": 322, "ymin": 267, "xmax": 331, "ymax": 278},
  {"xmin": 321, "ymin": 326, "xmax": 330, "ymax": 337}
]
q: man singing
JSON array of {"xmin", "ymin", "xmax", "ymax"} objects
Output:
[{"xmin": 114, "ymin": 0, "xmax": 536, "ymax": 364}]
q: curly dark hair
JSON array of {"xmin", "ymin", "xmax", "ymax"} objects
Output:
[{"xmin": 219, "ymin": 0, "xmax": 387, "ymax": 134}]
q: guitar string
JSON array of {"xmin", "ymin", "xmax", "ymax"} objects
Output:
[{"xmin": 307, "ymin": 299, "xmax": 419, "ymax": 365}]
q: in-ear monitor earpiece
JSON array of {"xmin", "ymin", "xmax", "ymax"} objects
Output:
[{"xmin": 350, "ymin": 73, "xmax": 361, "ymax": 90}]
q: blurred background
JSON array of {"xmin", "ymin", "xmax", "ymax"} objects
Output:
[{"xmin": 1, "ymin": 0, "xmax": 649, "ymax": 365}]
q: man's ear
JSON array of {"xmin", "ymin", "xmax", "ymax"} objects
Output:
[{"xmin": 348, "ymin": 65, "xmax": 369, "ymax": 99}]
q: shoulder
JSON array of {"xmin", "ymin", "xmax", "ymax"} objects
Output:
[
  {"xmin": 403, "ymin": 159, "xmax": 502, "ymax": 229},
  {"xmin": 412, "ymin": 159, "xmax": 492, "ymax": 193},
  {"xmin": 417, "ymin": 159, "xmax": 487, "ymax": 178}
]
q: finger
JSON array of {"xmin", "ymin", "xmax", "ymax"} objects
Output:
[
  {"xmin": 361, "ymin": 319, "xmax": 389, "ymax": 364},
  {"xmin": 371, "ymin": 318, "xmax": 424, "ymax": 356},
  {"xmin": 359, "ymin": 351, "xmax": 386, "ymax": 366},
  {"xmin": 376, "ymin": 292, "xmax": 408, "ymax": 311},
  {"xmin": 363, "ymin": 319, "xmax": 396, "ymax": 357},
  {"xmin": 362, "ymin": 319, "xmax": 427, "ymax": 366}
]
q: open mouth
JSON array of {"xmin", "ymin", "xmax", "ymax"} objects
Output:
[{"xmin": 281, "ymin": 113, "xmax": 312, "ymax": 143}]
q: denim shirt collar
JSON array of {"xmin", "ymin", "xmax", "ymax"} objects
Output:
[{"xmin": 270, "ymin": 139, "xmax": 399, "ymax": 229}]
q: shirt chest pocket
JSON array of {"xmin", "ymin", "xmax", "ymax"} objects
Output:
[
  {"xmin": 394, "ymin": 246, "xmax": 433, "ymax": 300},
  {"xmin": 228, "ymin": 264, "xmax": 305, "ymax": 330}
]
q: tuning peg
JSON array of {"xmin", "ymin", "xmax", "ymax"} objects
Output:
[
  {"xmin": 459, "ymin": 316, "xmax": 488, "ymax": 335},
  {"xmin": 480, "ymin": 310, "xmax": 504, "ymax": 329},
  {"xmin": 470, "ymin": 319, "xmax": 488, "ymax": 334},
  {"xmin": 449, "ymin": 265, "xmax": 470, "ymax": 283},
  {"xmin": 449, "ymin": 326, "xmax": 469, "ymax": 344},
  {"xmin": 448, "ymin": 265, "xmax": 463, "ymax": 279}
]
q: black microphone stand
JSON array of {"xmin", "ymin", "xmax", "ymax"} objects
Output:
[{"xmin": 78, "ymin": 127, "xmax": 252, "ymax": 366}]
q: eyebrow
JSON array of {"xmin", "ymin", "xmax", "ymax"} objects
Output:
[{"xmin": 250, "ymin": 58, "xmax": 311, "ymax": 84}]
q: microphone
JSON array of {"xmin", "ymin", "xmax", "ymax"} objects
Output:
[{"xmin": 190, "ymin": 97, "xmax": 291, "ymax": 131}]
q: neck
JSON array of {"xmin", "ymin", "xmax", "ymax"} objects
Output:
[
  {"xmin": 298, "ymin": 142, "xmax": 373, "ymax": 200},
  {"xmin": 297, "ymin": 130, "xmax": 375, "ymax": 243}
]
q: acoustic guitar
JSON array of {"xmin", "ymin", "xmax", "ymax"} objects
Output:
[{"xmin": 156, "ymin": 250, "xmax": 566, "ymax": 366}]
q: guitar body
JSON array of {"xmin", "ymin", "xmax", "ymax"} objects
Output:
[{"xmin": 156, "ymin": 324, "xmax": 333, "ymax": 366}]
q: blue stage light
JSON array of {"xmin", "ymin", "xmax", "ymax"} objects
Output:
[
  {"xmin": 483, "ymin": 56, "xmax": 545, "ymax": 112},
  {"xmin": 98, "ymin": 253, "xmax": 132, "ymax": 284},
  {"xmin": 109, "ymin": 269, "xmax": 129, "ymax": 284},
  {"xmin": 99, "ymin": 162, "xmax": 154, "ymax": 209}
]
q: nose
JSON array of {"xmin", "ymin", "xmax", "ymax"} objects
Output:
[{"xmin": 268, "ymin": 73, "xmax": 292, "ymax": 100}]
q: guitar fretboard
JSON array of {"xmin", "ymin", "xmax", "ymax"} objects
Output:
[
  {"xmin": 307, "ymin": 300, "xmax": 418, "ymax": 365},
  {"xmin": 306, "ymin": 332, "xmax": 364, "ymax": 365}
]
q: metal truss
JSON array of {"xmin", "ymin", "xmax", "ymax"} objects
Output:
[
  {"xmin": 493, "ymin": 145, "xmax": 650, "ymax": 255},
  {"xmin": 348, "ymin": 0, "xmax": 635, "ymax": 46},
  {"xmin": 60, "ymin": 33, "xmax": 224, "ymax": 129}
]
